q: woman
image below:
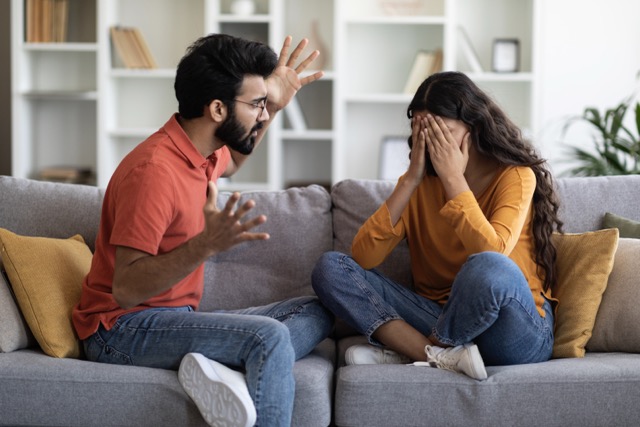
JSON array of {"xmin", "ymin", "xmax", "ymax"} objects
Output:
[{"xmin": 312, "ymin": 71, "xmax": 563, "ymax": 380}]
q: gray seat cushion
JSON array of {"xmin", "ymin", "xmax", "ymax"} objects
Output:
[
  {"xmin": 334, "ymin": 351, "xmax": 640, "ymax": 427},
  {"xmin": 0, "ymin": 339, "xmax": 334, "ymax": 427}
]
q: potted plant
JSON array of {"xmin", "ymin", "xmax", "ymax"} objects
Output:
[{"xmin": 561, "ymin": 96, "xmax": 640, "ymax": 176}]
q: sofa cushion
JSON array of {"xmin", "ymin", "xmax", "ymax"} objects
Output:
[
  {"xmin": 588, "ymin": 238, "xmax": 640, "ymax": 352},
  {"xmin": 200, "ymin": 185, "xmax": 333, "ymax": 311},
  {"xmin": 0, "ymin": 266, "xmax": 36, "ymax": 352},
  {"xmin": 0, "ymin": 349, "xmax": 208, "ymax": 426},
  {"xmin": 330, "ymin": 179, "xmax": 412, "ymax": 288},
  {"xmin": 333, "ymin": 352, "xmax": 640, "ymax": 427},
  {"xmin": 0, "ymin": 229, "xmax": 92, "ymax": 358},
  {"xmin": 0, "ymin": 342, "xmax": 335, "ymax": 427},
  {"xmin": 551, "ymin": 228, "xmax": 619, "ymax": 358},
  {"xmin": 601, "ymin": 212, "xmax": 640, "ymax": 238}
]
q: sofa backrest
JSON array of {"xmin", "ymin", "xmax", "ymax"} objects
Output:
[
  {"xmin": 329, "ymin": 175, "xmax": 640, "ymax": 290},
  {"xmin": 3, "ymin": 173, "xmax": 640, "ymax": 311},
  {"xmin": 330, "ymin": 179, "xmax": 412, "ymax": 288},
  {"xmin": 0, "ymin": 176, "xmax": 103, "ymax": 252},
  {"xmin": 555, "ymin": 175, "xmax": 640, "ymax": 232}
]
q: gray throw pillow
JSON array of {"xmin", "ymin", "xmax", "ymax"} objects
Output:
[
  {"xmin": 200, "ymin": 185, "xmax": 333, "ymax": 311},
  {"xmin": 0, "ymin": 265, "xmax": 36, "ymax": 352}
]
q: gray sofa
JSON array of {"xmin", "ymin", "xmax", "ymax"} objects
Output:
[{"xmin": 1, "ymin": 174, "xmax": 640, "ymax": 426}]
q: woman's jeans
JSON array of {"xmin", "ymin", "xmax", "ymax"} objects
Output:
[
  {"xmin": 312, "ymin": 251, "xmax": 554, "ymax": 366},
  {"xmin": 83, "ymin": 296, "xmax": 334, "ymax": 427}
]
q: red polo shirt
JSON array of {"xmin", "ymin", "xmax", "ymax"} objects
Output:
[{"xmin": 73, "ymin": 114, "xmax": 231, "ymax": 340}]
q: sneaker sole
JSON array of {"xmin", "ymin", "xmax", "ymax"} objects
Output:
[
  {"xmin": 178, "ymin": 353, "xmax": 256, "ymax": 427},
  {"xmin": 464, "ymin": 344, "xmax": 488, "ymax": 380}
]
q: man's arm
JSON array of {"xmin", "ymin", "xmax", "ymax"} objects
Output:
[
  {"xmin": 112, "ymin": 181, "xmax": 269, "ymax": 309},
  {"xmin": 224, "ymin": 36, "xmax": 324, "ymax": 176}
]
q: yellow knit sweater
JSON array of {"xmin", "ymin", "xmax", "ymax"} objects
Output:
[{"xmin": 352, "ymin": 166, "xmax": 551, "ymax": 317}]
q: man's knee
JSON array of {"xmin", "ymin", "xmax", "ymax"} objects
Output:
[{"xmin": 255, "ymin": 317, "xmax": 292, "ymax": 349}]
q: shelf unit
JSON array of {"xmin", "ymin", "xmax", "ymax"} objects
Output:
[
  {"xmin": 453, "ymin": 0, "xmax": 539, "ymax": 140},
  {"xmin": 11, "ymin": 0, "xmax": 99, "ymax": 184},
  {"xmin": 333, "ymin": 0, "xmax": 453, "ymax": 182},
  {"xmin": 333, "ymin": 0, "xmax": 539, "ymax": 183},
  {"xmin": 12, "ymin": 0, "xmax": 540, "ymax": 190}
]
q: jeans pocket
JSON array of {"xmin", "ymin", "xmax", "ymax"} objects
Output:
[{"xmin": 84, "ymin": 325, "xmax": 133, "ymax": 366}]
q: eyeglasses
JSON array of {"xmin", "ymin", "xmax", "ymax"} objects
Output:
[{"xmin": 234, "ymin": 97, "xmax": 267, "ymax": 117}]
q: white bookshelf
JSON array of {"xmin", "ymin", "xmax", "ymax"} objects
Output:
[
  {"xmin": 12, "ymin": 0, "xmax": 540, "ymax": 190},
  {"xmin": 11, "ymin": 0, "xmax": 99, "ymax": 184},
  {"xmin": 333, "ymin": 0, "xmax": 539, "ymax": 183}
]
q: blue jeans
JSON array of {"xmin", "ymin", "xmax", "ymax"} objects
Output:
[
  {"xmin": 83, "ymin": 296, "xmax": 334, "ymax": 427},
  {"xmin": 311, "ymin": 251, "xmax": 554, "ymax": 366}
]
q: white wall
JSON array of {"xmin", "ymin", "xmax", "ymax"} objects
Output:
[{"xmin": 536, "ymin": 0, "xmax": 640, "ymax": 175}]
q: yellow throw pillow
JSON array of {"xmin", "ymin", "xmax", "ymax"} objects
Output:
[
  {"xmin": 551, "ymin": 228, "xmax": 619, "ymax": 358},
  {"xmin": 0, "ymin": 228, "xmax": 92, "ymax": 358}
]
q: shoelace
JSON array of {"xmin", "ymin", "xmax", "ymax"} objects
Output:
[{"xmin": 422, "ymin": 347, "xmax": 458, "ymax": 372}]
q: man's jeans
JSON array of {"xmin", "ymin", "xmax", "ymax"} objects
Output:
[
  {"xmin": 83, "ymin": 296, "xmax": 334, "ymax": 427},
  {"xmin": 312, "ymin": 251, "xmax": 554, "ymax": 366}
]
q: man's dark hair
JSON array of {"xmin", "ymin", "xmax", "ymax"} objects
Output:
[{"xmin": 174, "ymin": 34, "xmax": 278, "ymax": 119}]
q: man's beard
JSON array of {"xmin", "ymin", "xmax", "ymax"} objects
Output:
[{"xmin": 216, "ymin": 109, "xmax": 263, "ymax": 155}]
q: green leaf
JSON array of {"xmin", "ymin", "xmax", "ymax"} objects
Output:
[
  {"xmin": 561, "ymin": 94, "xmax": 640, "ymax": 176},
  {"xmin": 636, "ymin": 103, "xmax": 640, "ymax": 138}
]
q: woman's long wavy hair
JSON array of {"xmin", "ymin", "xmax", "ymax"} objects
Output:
[{"xmin": 407, "ymin": 71, "xmax": 563, "ymax": 292}]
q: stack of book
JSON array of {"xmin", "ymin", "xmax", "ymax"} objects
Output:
[
  {"xmin": 403, "ymin": 49, "xmax": 443, "ymax": 94},
  {"xmin": 38, "ymin": 166, "xmax": 95, "ymax": 185},
  {"xmin": 26, "ymin": 0, "xmax": 69, "ymax": 43},
  {"xmin": 110, "ymin": 26, "xmax": 157, "ymax": 69}
]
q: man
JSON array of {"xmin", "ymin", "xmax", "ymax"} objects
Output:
[{"xmin": 72, "ymin": 34, "xmax": 334, "ymax": 427}]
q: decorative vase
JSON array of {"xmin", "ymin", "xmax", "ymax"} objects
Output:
[
  {"xmin": 308, "ymin": 19, "xmax": 328, "ymax": 70},
  {"xmin": 230, "ymin": 0, "xmax": 256, "ymax": 16}
]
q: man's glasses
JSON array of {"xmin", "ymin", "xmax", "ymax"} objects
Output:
[{"xmin": 234, "ymin": 98, "xmax": 267, "ymax": 117}]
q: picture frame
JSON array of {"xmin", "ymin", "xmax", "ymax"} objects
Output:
[
  {"xmin": 492, "ymin": 38, "xmax": 519, "ymax": 73},
  {"xmin": 379, "ymin": 136, "xmax": 411, "ymax": 181}
]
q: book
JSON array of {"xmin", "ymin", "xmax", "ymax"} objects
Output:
[
  {"xmin": 110, "ymin": 27, "xmax": 135, "ymax": 68},
  {"xmin": 26, "ymin": 0, "xmax": 68, "ymax": 43},
  {"xmin": 431, "ymin": 48, "xmax": 443, "ymax": 75},
  {"xmin": 457, "ymin": 26, "xmax": 483, "ymax": 73},
  {"xmin": 122, "ymin": 27, "xmax": 146, "ymax": 68},
  {"xmin": 131, "ymin": 27, "xmax": 157, "ymax": 69},
  {"xmin": 38, "ymin": 166, "xmax": 94, "ymax": 184},
  {"xmin": 284, "ymin": 97, "xmax": 307, "ymax": 131},
  {"xmin": 110, "ymin": 26, "xmax": 157, "ymax": 69},
  {"xmin": 52, "ymin": 0, "xmax": 68, "ymax": 42},
  {"xmin": 403, "ymin": 49, "xmax": 443, "ymax": 94}
]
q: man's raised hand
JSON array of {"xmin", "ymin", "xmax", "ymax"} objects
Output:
[
  {"xmin": 201, "ymin": 181, "xmax": 269, "ymax": 256},
  {"xmin": 266, "ymin": 36, "xmax": 324, "ymax": 111}
]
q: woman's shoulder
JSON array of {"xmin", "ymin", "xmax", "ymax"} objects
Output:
[
  {"xmin": 492, "ymin": 166, "xmax": 536, "ymax": 199},
  {"xmin": 499, "ymin": 165, "xmax": 535, "ymax": 182}
]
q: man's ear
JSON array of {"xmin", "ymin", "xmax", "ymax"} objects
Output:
[{"xmin": 207, "ymin": 100, "xmax": 227, "ymax": 123}]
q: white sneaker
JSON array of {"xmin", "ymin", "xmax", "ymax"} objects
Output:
[
  {"xmin": 345, "ymin": 344, "xmax": 411, "ymax": 365},
  {"xmin": 419, "ymin": 343, "xmax": 487, "ymax": 380},
  {"xmin": 178, "ymin": 353, "xmax": 257, "ymax": 427}
]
